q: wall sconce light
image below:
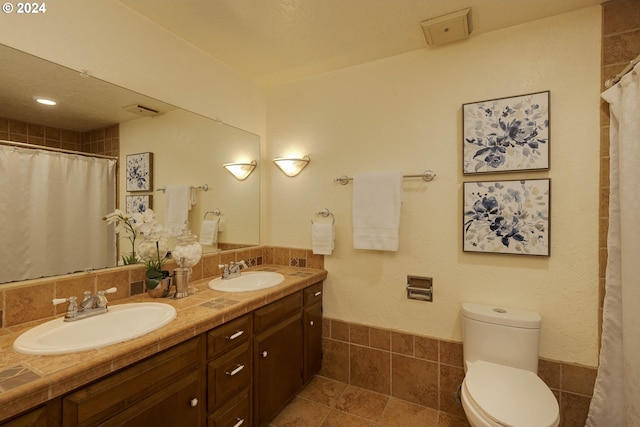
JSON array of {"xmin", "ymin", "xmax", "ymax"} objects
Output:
[
  {"xmin": 223, "ymin": 160, "xmax": 257, "ymax": 181},
  {"xmin": 272, "ymin": 155, "xmax": 310, "ymax": 177}
]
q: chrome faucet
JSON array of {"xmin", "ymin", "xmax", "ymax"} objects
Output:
[
  {"xmin": 53, "ymin": 287, "xmax": 117, "ymax": 322},
  {"xmin": 218, "ymin": 260, "xmax": 247, "ymax": 279}
]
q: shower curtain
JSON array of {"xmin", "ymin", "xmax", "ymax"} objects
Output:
[
  {"xmin": 0, "ymin": 145, "xmax": 117, "ymax": 283},
  {"xmin": 587, "ymin": 64, "xmax": 640, "ymax": 426}
]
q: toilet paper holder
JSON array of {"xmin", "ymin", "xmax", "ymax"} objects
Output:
[{"xmin": 406, "ymin": 275, "xmax": 433, "ymax": 302}]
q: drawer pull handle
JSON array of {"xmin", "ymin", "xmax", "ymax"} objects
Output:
[
  {"xmin": 261, "ymin": 350, "xmax": 268, "ymax": 358},
  {"xmin": 309, "ymin": 320, "xmax": 314, "ymax": 326},
  {"xmin": 225, "ymin": 364, "xmax": 245, "ymax": 376},
  {"xmin": 226, "ymin": 330, "xmax": 244, "ymax": 340},
  {"xmin": 314, "ymin": 291, "xmax": 322, "ymax": 297},
  {"xmin": 190, "ymin": 398, "xmax": 198, "ymax": 407},
  {"xmin": 233, "ymin": 418, "xmax": 245, "ymax": 427}
]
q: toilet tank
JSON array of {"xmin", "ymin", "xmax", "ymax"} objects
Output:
[{"xmin": 462, "ymin": 303, "xmax": 542, "ymax": 373}]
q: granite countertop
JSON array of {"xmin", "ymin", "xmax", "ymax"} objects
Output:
[{"xmin": 0, "ymin": 265, "xmax": 327, "ymax": 422}]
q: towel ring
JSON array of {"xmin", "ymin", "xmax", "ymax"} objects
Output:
[
  {"xmin": 204, "ymin": 209, "xmax": 221, "ymax": 220},
  {"xmin": 312, "ymin": 208, "xmax": 335, "ymax": 225}
]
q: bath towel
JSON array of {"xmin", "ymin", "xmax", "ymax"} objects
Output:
[
  {"xmin": 352, "ymin": 170, "xmax": 403, "ymax": 251},
  {"xmin": 199, "ymin": 219, "xmax": 219, "ymax": 246},
  {"xmin": 165, "ymin": 185, "xmax": 190, "ymax": 236},
  {"xmin": 312, "ymin": 222, "xmax": 335, "ymax": 255}
]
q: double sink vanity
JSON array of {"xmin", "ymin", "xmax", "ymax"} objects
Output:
[{"xmin": 0, "ymin": 264, "xmax": 326, "ymax": 427}]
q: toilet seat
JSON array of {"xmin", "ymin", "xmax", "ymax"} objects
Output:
[{"xmin": 463, "ymin": 360, "xmax": 559, "ymax": 427}]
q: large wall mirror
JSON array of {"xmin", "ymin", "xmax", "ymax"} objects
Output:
[{"xmin": 0, "ymin": 44, "xmax": 260, "ymax": 284}]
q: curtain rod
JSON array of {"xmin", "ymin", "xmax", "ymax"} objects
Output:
[
  {"xmin": 605, "ymin": 53, "xmax": 640, "ymax": 88},
  {"xmin": 0, "ymin": 139, "xmax": 118, "ymax": 161}
]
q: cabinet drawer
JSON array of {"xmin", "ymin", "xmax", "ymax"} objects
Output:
[
  {"xmin": 62, "ymin": 336, "xmax": 203, "ymax": 427},
  {"xmin": 208, "ymin": 391, "xmax": 250, "ymax": 427},
  {"xmin": 253, "ymin": 292, "xmax": 302, "ymax": 333},
  {"xmin": 207, "ymin": 342, "xmax": 251, "ymax": 412},
  {"xmin": 207, "ymin": 314, "xmax": 251, "ymax": 359},
  {"xmin": 303, "ymin": 282, "xmax": 323, "ymax": 307}
]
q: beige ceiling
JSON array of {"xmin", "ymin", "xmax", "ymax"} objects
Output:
[{"xmin": 120, "ymin": 0, "xmax": 605, "ymax": 88}]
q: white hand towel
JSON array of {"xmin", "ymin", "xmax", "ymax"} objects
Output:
[
  {"xmin": 165, "ymin": 185, "xmax": 190, "ymax": 236},
  {"xmin": 352, "ymin": 171, "xmax": 403, "ymax": 251},
  {"xmin": 199, "ymin": 219, "xmax": 219, "ymax": 246},
  {"xmin": 312, "ymin": 222, "xmax": 335, "ymax": 255}
]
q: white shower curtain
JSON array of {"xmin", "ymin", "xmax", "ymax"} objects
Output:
[
  {"xmin": 587, "ymin": 64, "xmax": 640, "ymax": 427},
  {"xmin": 0, "ymin": 145, "xmax": 117, "ymax": 283}
]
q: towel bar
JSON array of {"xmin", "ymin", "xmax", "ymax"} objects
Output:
[
  {"xmin": 157, "ymin": 184, "xmax": 209, "ymax": 192},
  {"xmin": 334, "ymin": 170, "xmax": 436, "ymax": 185}
]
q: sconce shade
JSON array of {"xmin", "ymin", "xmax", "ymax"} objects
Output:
[
  {"xmin": 223, "ymin": 160, "xmax": 257, "ymax": 180},
  {"xmin": 273, "ymin": 155, "xmax": 310, "ymax": 177}
]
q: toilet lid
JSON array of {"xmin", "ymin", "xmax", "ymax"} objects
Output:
[{"xmin": 464, "ymin": 361, "xmax": 559, "ymax": 427}]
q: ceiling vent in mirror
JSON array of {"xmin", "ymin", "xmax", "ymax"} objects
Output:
[
  {"xmin": 122, "ymin": 104, "xmax": 160, "ymax": 117},
  {"xmin": 420, "ymin": 8, "xmax": 471, "ymax": 46}
]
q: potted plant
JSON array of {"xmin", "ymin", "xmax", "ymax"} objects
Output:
[{"xmin": 135, "ymin": 210, "xmax": 171, "ymax": 296}]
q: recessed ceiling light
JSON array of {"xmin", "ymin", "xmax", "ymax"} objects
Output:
[{"xmin": 36, "ymin": 98, "xmax": 57, "ymax": 106}]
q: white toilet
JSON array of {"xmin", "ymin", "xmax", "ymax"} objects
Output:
[{"xmin": 460, "ymin": 303, "xmax": 559, "ymax": 427}]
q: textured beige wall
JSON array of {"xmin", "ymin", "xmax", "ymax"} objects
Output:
[{"xmin": 266, "ymin": 7, "xmax": 602, "ymax": 366}]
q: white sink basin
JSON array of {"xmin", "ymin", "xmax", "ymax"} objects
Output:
[
  {"xmin": 13, "ymin": 302, "xmax": 176, "ymax": 355},
  {"xmin": 208, "ymin": 271, "xmax": 285, "ymax": 292}
]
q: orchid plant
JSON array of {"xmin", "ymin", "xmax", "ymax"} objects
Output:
[
  {"xmin": 103, "ymin": 209, "xmax": 170, "ymax": 280},
  {"xmin": 103, "ymin": 209, "xmax": 142, "ymax": 265}
]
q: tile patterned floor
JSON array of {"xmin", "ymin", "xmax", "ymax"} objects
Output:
[{"xmin": 269, "ymin": 376, "xmax": 471, "ymax": 427}]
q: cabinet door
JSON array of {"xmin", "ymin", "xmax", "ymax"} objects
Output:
[
  {"xmin": 98, "ymin": 369, "xmax": 203, "ymax": 427},
  {"xmin": 253, "ymin": 315, "xmax": 303, "ymax": 427},
  {"xmin": 63, "ymin": 336, "xmax": 203, "ymax": 426},
  {"xmin": 303, "ymin": 301, "xmax": 323, "ymax": 384}
]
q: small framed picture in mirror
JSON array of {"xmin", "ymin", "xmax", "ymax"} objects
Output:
[
  {"xmin": 126, "ymin": 195, "xmax": 152, "ymax": 214},
  {"xmin": 126, "ymin": 152, "xmax": 153, "ymax": 192}
]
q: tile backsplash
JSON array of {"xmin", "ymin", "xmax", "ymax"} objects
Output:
[{"xmin": 0, "ymin": 246, "xmax": 323, "ymax": 329}]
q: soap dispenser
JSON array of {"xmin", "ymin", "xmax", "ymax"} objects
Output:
[
  {"xmin": 173, "ymin": 257, "xmax": 190, "ymax": 299},
  {"xmin": 171, "ymin": 221, "xmax": 202, "ymax": 295}
]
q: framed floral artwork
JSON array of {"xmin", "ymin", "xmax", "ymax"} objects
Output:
[
  {"xmin": 463, "ymin": 91, "xmax": 550, "ymax": 174},
  {"xmin": 126, "ymin": 152, "xmax": 153, "ymax": 192},
  {"xmin": 126, "ymin": 195, "xmax": 152, "ymax": 214},
  {"xmin": 463, "ymin": 179, "xmax": 550, "ymax": 256}
]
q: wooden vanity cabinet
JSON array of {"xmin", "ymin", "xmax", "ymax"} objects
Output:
[
  {"xmin": 253, "ymin": 291, "xmax": 304, "ymax": 427},
  {"xmin": 0, "ymin": 399, "xmax": 60, "ymax": 427},
  {"xmin": 61, "ymin": 336, "xmax": 205, "ymax": 427},
  {"xmin": 303, "ymin": 282, "xmax": 323, "ymax": 384},
  {"xmin": 206, "ymin": 314, "xmax": 252, "ymax": 427},
  {"xmin": 2, "ymin": 279, "xmax": 325, "ymax": 427}
]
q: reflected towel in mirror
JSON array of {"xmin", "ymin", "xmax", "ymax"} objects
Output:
[
  {"xmin": 199, "ymin": 219, "xmax": 219, "ymax": 246},
  {"xmin": 165, "ymin": 185, "xmax": 190, "ymax": 236}
]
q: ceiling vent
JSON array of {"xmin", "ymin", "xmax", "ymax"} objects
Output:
[
  {"xmin": 122, "ymin": 104, "xmax": 160, "ymax": 117},
  {"xmin": 420, "ymin": 8, "xmax": 472, "ymax": 46}
]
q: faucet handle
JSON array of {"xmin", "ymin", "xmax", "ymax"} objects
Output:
[
  {"xmin": 53, "ymin": 296, "xmax": 76, "ymax": 305},
  {"xmin": 96, "ymin": 287, "xmax": 117, "ymax": 308}
]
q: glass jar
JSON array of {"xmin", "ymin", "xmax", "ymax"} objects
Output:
[{"xmin": 171, "ymin": 221, "xmax": 202, "ymax": 294}]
